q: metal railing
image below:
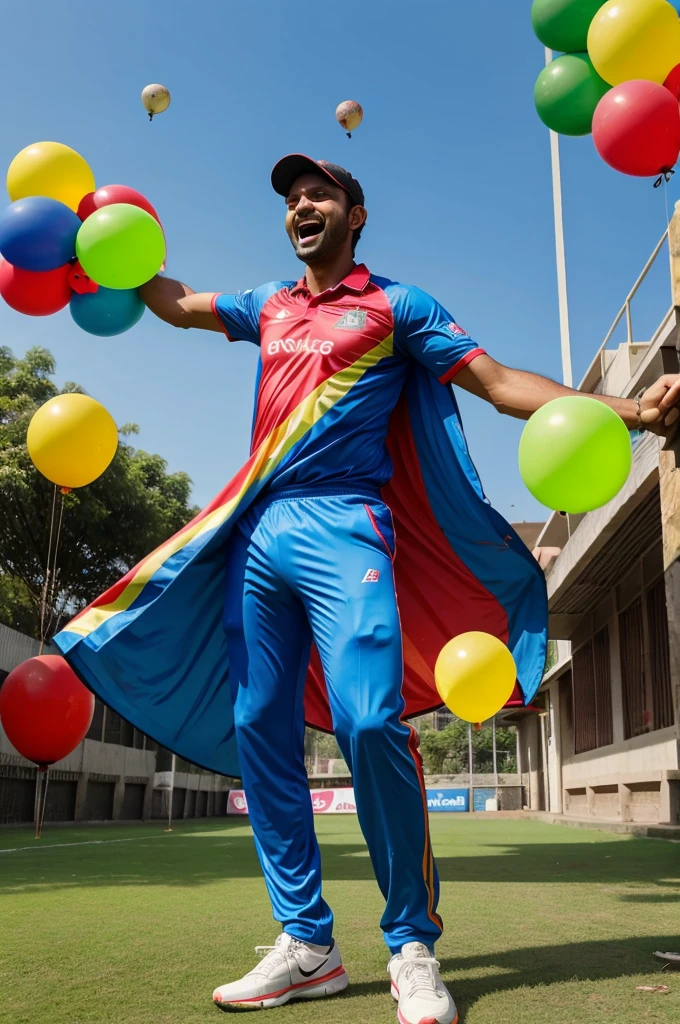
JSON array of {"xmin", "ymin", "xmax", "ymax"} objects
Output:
[{"xmin": 578, "ymin": 227, "xmax": 673, "ymax": 393}]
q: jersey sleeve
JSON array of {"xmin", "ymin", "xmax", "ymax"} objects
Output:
[
  {"xmin": 390, "ymin": 284, "xmax": 485, "ymax": 383},
  {"xmin": 211, "ymin": 282, "xmax": 288, "ymax": 345}
]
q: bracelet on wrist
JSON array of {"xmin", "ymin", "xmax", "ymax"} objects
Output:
[{"xmin": 635, "ymin": 388, "xmax": 647, "ymax": 429}]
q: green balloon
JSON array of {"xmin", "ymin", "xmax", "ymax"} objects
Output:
[
  {"xmin": 534, "ymin": 53, "xmax": 610, "ymax": 136},
  {"xmin": 531, "ymin": 0, "xmax": 607, "ymax": 53},
  {"xmin": 518, "ymin": 397, "xmax": 632, "ymax": 514},
  {"xmin": 76, "ymin": 203, "xmax": 165, "ymax": 290}
]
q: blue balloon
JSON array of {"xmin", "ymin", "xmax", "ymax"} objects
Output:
[
  {"xmin": 0, "ymin": 197, "xmax": 80, "ymax": 271},
  {"xmin": 70, "ymin": 285, "xmax": 145, "ymax": 337}
]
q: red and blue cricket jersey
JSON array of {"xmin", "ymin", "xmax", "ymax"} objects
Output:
[
  {"xmin": 55, "ymin": 264, "xmax": 548, "ymax": 778},
  {"xmin": 212, "ymin": 264, "xmax": 485, "ymax": 492}
]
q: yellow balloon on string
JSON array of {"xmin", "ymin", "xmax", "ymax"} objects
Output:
[
  {"xmin": 7, "ymin": 142, "xmax": 95, "ymax": 213},
  {"xmin": 588, "ymin": 0, "xmax": 680, "ymax": 86},
  {"xmin": 27, "ymin": 394, "xmax": 118, "ymax": 488},
  {"xmin": 434, "ymin": 632, "xmax": 517, "ymax": 723}
]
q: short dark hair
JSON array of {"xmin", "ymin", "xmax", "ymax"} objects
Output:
[{"xmin": 346, "ymin": 193, "xmax": 365, "ymax": 256}]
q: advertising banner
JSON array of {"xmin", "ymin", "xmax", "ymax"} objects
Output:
[
  {"xmin": 227, "ymin": 790, "xmax": 249, "ymax": 815},
  {"xmin": 228, "ymin": 786, "xmax": 472, "ymax": 815},
  {"xmin": 425, "ymin": 788, "xmax": 469, "ymax": 812},
  {"xmin": 227, "ymin": 788, "xmax": 357, "ymax": 816},
  {"xmin": 310, "ymin": 788, "xmax": 356, "ymax": 814}
]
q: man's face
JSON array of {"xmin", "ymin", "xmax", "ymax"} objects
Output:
[{"xmin": 285, "ymin": 173, "xmax": 356, "ymax": 264}]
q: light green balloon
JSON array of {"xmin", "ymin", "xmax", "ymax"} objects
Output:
[
  {"xmin": 518, "ymin": 396, "xmax": 632, "ymax": 513},
  {"xmin": 76, "ymin": 203, "xmax": 165, "ymax": 290}
]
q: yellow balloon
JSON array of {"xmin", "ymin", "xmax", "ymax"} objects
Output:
[
  {"xmin": 7, "ymin": 142, "xmax": 95, "ymax": 213},
  {"xmin": 588, "ymin": 0, "xmax": 680, "ymax": 86},
  {"xmin": 27, "ymin": 394, "xmax": 118, "ymax": 488},
  {"xmin": 434, "ymin": 632, "xmax": 517, "ymax": 724}
]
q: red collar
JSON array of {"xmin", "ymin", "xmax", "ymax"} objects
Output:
[{"xmin": 290, "ymin": 263, "xmax": 371, "ymax": 299}]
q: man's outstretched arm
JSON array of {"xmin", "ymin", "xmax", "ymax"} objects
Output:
[
  {"xmin": 456, "ymin": 354, "xmax": 680, "ymax": 437},
  {"xmin": 139, "ymin": 275, "xmax": 223, "ymax": 332}
]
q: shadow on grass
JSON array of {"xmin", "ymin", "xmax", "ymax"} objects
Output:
[
  {"xmin": 339, "ymin": 935, "xmax": 680, "ymax": 1021},
  {"xmin": 1, "ymin": 823, "xmax": 679, "ymax": 897},
  {"xmin": 619, "ymin": 893, "xmax": 680, "ymax": 903}
]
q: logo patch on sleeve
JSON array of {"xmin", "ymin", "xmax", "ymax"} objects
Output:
[
  {"xmin": 334, "ymin": 309, "xmax": 367, "ymax": 330},
  {"xmin": 448, "ymin": 322, "xmax": 468, "ymax": 337}
]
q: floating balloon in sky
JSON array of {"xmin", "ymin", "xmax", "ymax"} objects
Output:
[
  {"xmin": 531, "ymin": 0, "xmax": 608, "ymax": 53},
  {"xmin": 435, "ymin": 632, "xmax": 517, "ymax": 724},
  {"xmin": 76, "ymin": 203, "xmax": 165, "ymax": 289},
  {"xmin": 588, "ymin": 0, "xmax": 680, "ymax": 87},
  {"xmin": 0, "ymin": 197, "xmax": 80, "ymax": 272},
  {"xmin": 71, "ymin": 284, "xmax": 145, "ymax": 337},
  {"xmin": 534, "ymin": 52, "xmax": 610, "ymax": 135},
  {"xmin": 336, "ymin": 100, "xmax": 363, "ymax": 138},
  {"xmin": 592, "ymin": 79, "xmax": 680, "ymax": 176},
  {"xmin": 0, "ymin": 259, "xmax": 72, "ymax": 316},
  {"xmin": 0, "ymin": 656, "xmax": 94, "ymax": 767},
  {"xmin": 7, "ymin": 141, "xmax": 95, "ymax": 213},
  {"xmin": 142, "ymin": 84, "xmax": 171, "ymax": 121},
  {"xmin": 518, "ymin": 396, "xmax": 632, "ymax": 513},
  {"xmin": 27, "ymin": 393, "xmax": 119, "ymax": 488}
]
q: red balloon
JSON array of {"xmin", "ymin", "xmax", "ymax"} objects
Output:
[
  {"xmin": 77, "ymin": 184, "xmax": 161, "ymax": 225},
  {"xmin": 592, "ymin": 80, "xmax": 680, "ymax": 178},
  {"xmin": 0, "ymin": 259, "xmax": 72, "ymax": 316},
  {"xmin": 0, "ymin": 656, "xmax": 94, "ymax": 766},
  {"xmin": 664, "ymin": 63, "xmax": 680, "ymax": 101}
]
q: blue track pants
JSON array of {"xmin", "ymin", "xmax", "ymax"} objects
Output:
[{"xmin": 223, "ymin": 490, "xmax": 442, "ymax": 954}]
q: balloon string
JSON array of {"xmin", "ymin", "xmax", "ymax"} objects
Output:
[
  {"xmin": 38, "ymin": 486, "xmax": 58, "ymax": 655},
  {"xmin": 44, "ymin": 492, "xmax": 66, "ymax": 643},
  {"xmin": 35, "ymin": 768, "xmax": 50, "ymax": 840}
]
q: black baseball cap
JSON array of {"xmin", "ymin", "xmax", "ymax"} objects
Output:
[{"xmin": 271, "ymin": 154, "xmax": 365, "ymax": 207}]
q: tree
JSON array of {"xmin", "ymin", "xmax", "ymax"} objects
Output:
[
  {"xmin": 418, "ymin": 719, "xmax": 517, "ymax": 776},
  {"xmin": 0, "ymin": 346, "xmax": 200, "ymax": 639}
]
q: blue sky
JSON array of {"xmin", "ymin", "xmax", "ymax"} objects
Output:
[{"xmin": 0, "ymin": 0, "xmax": 676, "ymax": 522}]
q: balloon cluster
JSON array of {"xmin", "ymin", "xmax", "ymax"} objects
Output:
[
  {"xmin": 0, "ymin": 141, "xmax": 165, "ymax": 335},
  {"xmin": 532, "ymin": 0, "xmax": 680, "ymax": 179}
]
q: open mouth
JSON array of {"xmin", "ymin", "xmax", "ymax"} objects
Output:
[{"xmin": 297, "ymin": 219, "xmax": 325, "ymax": 246}]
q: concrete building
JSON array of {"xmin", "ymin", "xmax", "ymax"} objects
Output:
[
  {"xmin": 0, "ymin": 623, "xmax": 232, "ymax": 825},
  {"xmin": 514, "ymin": 215, "xmax": 680, "ymax": 827}
]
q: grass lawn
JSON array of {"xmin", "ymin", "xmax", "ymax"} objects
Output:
[{"xmin": 1, "ymin": 816, "xmax": 679, "ymax": 1023}]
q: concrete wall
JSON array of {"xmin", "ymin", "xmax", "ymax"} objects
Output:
[
  {"xmin": 562, "ymin": 728, "xmax": 678, "ymax": 785},
  {"xmin": 0, "ymin": 623, "xmax": 44, "ymax": 672}
]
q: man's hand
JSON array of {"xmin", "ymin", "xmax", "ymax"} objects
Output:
[{"xmin": 639, "ymin": 375, "xmax": 680, "ymax": 436}]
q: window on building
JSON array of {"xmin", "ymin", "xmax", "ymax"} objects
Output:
[
  {"xmin": 86, "ymin": 698, "xmax": 104, "ymax": 742},
  {"xmin": 619, "ymin": 598, "xmax": 646, "ymax": 739},
  {"xmin": 572, "ymin": 626, "xmax": 613, "ymax": 754},
  {"xmin": 593, "ymin": 627, "xmax": 613, "ymax": 748},
  {"xmin": 646, "ymin": 578, "xmax": 673, "ymax": 731},
  {"xmin": 120, "ymin": 718, "xmax": 134, "ymax": 748},
  {"xmin": 103, "ymin": 708, "xmax": 122, "ymax": 745}
]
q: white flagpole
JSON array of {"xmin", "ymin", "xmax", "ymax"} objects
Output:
[
  {"xmin": 468, "ymin": 723, "xmax": 474, "ymax": 814},
  {"xmin": 545, "ymin": 47, "xmax": 574, "ymax": 389},
  {"xmin": 166, "ymin": 753, "xmax": 176, "ymax": 832}
]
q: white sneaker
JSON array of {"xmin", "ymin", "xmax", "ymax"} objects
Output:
[
  {"xmin": 213, "ymin": 932, "xmax": 348, "ymax": 1011},
  {"xmin": 388, "ymin": 942, "xmax": 458, "ymax": 1024}
]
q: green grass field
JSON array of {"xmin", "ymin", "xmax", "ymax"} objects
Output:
[{"xmin": 1, "ymin": 816, "xmax": 679, "ymax": 1024}]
